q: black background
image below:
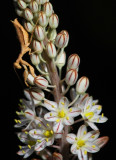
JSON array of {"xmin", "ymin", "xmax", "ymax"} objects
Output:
[{"xmin": 4, "ymin": 0, "xmax": 116, "ymax": 159}]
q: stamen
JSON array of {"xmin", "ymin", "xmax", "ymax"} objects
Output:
[
  {"xmin": 50, "ymin": 130, "xmax": 53, "ymax": 134},
  {"xmin": 97, "ymin": 118, "xmax": 99, "ymax": 122},
  {"xmin": 75, "ymin": 137, "xmax": 78, "ymax": 140},
  {"xmin": 69, "ymin": 108, "xmax": 72, "ymax": 112},
  {"xmin": 61, "ymin": 102, "xmax": 65, "ymax": 105},
  {"xmin": 98, "ymin": 105, "xmax": 102, "ymax": 110},
  {"xmin": 14, "ymin": 119, "xmax": 18, "ymax": 123},
  {"xmin": 45, "ymin": 138, "xmax": 49, "ymax": 142},
  {"xmin": 56, "ymin": 119, "xmax": 60, "ymax": 122},
  {"xmin": 28, "ymin": 145, "xmax": 31, "ymax": 149},
  {"xmin": 34, "ymin": 130, "xmax": 37, "ymax": 134},
  {"xmin": 22, "ymin": 150, "xmax": 26, "ymax": 154},
  {"xmin": 18, "ymin": 120, "xmax": 21, "ymax": 124},
  {"xmin": 91, "ymin": 135, "xmax": 95, "ymax": 138},
  {"xmin": 102, "ymin": 113, "xmax": 104, "ymax": 117},
  {"xmin": 50, "ymin": 113, "xmax": 52, "ymax": 116},
  {"xmin": 92, "ymin": 145, "xmax": 96, "ymax": 148},
  {"xmin": 25, "ymin": 131, "xmax": 28, "ymax": 134},
  {"xmin": 84, "ymin": 150, "xmax": 87, "ymax": 155},
  {"xmin": 38, "ymin": 124, "xmax": 41, "ymax": 127},
  {"xmin": 47, "ymin": 123, "xmax": 50, "ymax": 127},
  {"xmin": 37, "ymin": 139, "xmax": 41, "ymax": 143},
  {"xmin": 19, "ymin": 145, "xmax": 22, "ymax": 149},
  {"xmin": 52, "ymin": 105, "xmax": 55, "ymax": 108},
  {"xmin": 66, "ymin": 116, "xmax": 69, "ymax": 120},
  {"xmin": 84, "ymin": 131, "xmax": 87, "ymax": 135},
  {"xmin": 86, "ymin": 105, "xmax": 90, "ymax": 109}
]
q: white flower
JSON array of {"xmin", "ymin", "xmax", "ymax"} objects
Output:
[
  {"xmin": 29, "ymin": 120, "xmax": 63, "ymax": 151},
  {"xmin": 44, "ymin": 97, "xmax": 81, "ymax": 133},
  {"xmin": 66, "ymin": 125, "xmax": 100, "ymax": 160},
  {"xmin": 14, "ymin": 99, "xmax": 42, "ymax": 130},
  {"xmin": 80, "ymin": 96, "xmax": 108, "ymax": 130}
]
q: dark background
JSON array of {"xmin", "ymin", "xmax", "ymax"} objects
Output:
[{"xmin": 4, "ymin": 0, "xmax": 116, "ymax": 159}]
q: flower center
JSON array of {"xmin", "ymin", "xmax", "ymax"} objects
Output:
[
  {"xmin": 77, "ymin": 139, "xmax": 85, "ymax": 148},
  {"xmin": 84, "ymin": 112, "xmax": 94, "ymax": 119},
  {"xmin": 43, "ymin": 130, "xmax": 54, "ymax": 137},
  {"xmin": 58, "ymin": 109, "xmax": 66, "ymax": 118}
]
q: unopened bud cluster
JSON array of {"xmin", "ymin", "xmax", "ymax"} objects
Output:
[{"xmin": 13, "ymin": 0, "xmax": 108, "ymax": 160}]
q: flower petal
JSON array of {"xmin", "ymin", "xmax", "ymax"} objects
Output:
[
  {"xmin": 68, "ymin": 107, "xmax": 81, "ymax": 117},
  {"xmin": 83, "ymin": 130, "xmax": 100, "ymax": 142},
  {"xmin": 59, "ymin": 97, "xmax": 69, "ymax": 109},
  {"xmin": 44, "ymin": 112, "xmax": 58, "ymax": 122},
  {"xmin": 44, "ymin": 99, "xmax": 58, "ymax": 111},
  {"xmin": 55, "ymin": 132, "xmax": 63, "ymax": 139},
  {"xmin": 86, "ymin": 121, "xmax": 98, "ymax": 130},
  {"xmin": 23, "ymin": 148, "xmax": 34, "ymax": 158},
  {"xmin": 81, "ymin": 149, "xmax": 88, "ymax": 160},
  {"xmin": 84, "ymin": 142, "xmax": 100, "ymax": 153},
  {"xmin": 46, "ymin": 137, "xmax": 54, "ymax": 146},
  {"xmin": 35, "ymin": 140, "xmax": 46, "ymax": 151},
  {"xmin": 66, "ymin": 133, "xmax": 76, "ymax": 144},
  {"xmin": 17, "ymin": 132, "xmax": 29, "ymax": 143},
  {"xmin": 29, "ymin": 129, "xmax": 43, "ymax": 139},
  {"xmin": 91, "ymin": 115, "xmax": 108, "ymax": 123},
  {"xmin": 71, "ymin": 143, "xmax": 78, "ymax": 154},
  {"xmin": 53, "ymin": 120, "xmax": 64, "ymax": 133},
  {"xmin": 14, "ymin": 119, "xmax": 30, "ymax": 128},
  {"xmin": 77, "ymin": 125, "xmax": 87, "ymax": 139},
  {"xmin": 90, "ymin": 105, "xmax": 102, "ymax": 115},
  {"xmin": 94, "ymin": 136, "xmax": 109, "ymax": 148},
  {"xmin": 63, "ymin": 116, "xmax": 74, "ymax": 125}
]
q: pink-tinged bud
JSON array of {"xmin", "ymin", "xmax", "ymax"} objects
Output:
[
  {"xmin": 29, "ymin": 88, "xmax": 45, "ymax": 101},
  {"xmin": 65, "ymin": 69, "xmax": 78, "ymax": 86},
  {"xmin": 43, "ymin": 2, "xmax": 53, "ymax": 17},
  {"xmin": 17, "ymin": 0, "xmax": 27, "ymax": 10},
  {"xmin": 49, "ymin": 13, "xmax": 59, "ymax": 29},
  {"xmin": 34, "ymin": 76, "xmax": 48, "ymax": 89},
  {"xmin": 32, "ymin": 40, "xmax": 43, "ymax": 54},
  {"xmin": 46, "ymin": 42, "xmax": 57, "ymax": 58},
  {"xmin": 34, "ymin": 25, "xmax": 45, "ymax": 41},
  {"xmin": 55, "ymin": 32, "xmax": 68, "ymax": 48},
  {"xmin": 38, "ymin": 11, "xmax": 48, "ymax": 27},
  {"xmin": 24, "ymin": 8, "xmax": 33, "ymax": 21},
  {"xmin": 30, "ymin": 54, "xmax": 40, "ymax": 65},
  {"xmin": 94, "ymin": 136, "xmax": 109, "ymax": 148},
  {"xmin": 36, "ymin": 0, "xmax": 49, "ymax": 5},
  {"xmin": 56, "ymin": 51, "xmax": 66, "ymax": 68},
  {"xmin": 60, "ymin": 30, "xmax": 69, "ymax": 47},
  {"xmin": 76, "ymin": 76, "xmax": 89, "ymax": 94},
  {"xmin": 67, "ymin": 54, "xmax": 80, "ymax": 69},
  {"xmin": 29, "ymin": 1, "xmax": 38, "ymax": 13},
  {"xmin": 24, "ymin": 21, "xmax": 34, "ymax": 33}
]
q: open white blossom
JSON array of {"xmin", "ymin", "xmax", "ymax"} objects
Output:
[
  {"xmin": 44, "ymin": 97, "xmax": 81, "ymax": 133},
  {"xmin": 66, "ymin": 125, "xmax": 101, "ymax": 160},
  {"xmin": 29, "ymin": 120, "xmax": 63, "ymax": 151}
]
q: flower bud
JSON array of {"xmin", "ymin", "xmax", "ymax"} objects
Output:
[
  {"xmin": 24, "ymin": 8, "xmax": 33, "ymax": 21},
  {"xmin": 60, "ymin": 30, "xmax": 69, "ymax": 47},
  {"xmin": 30, "ymin": 53, "xmax": 40, "ymax": 65},
  {"xmin": 36, "ymin": 0, "xmax": 49, "ymax": 5},
  {"xmin": 29, "ymin": 1, "xmax": 38, "ymax": 13},
  {"xmin": 15, "ymin": 8, "xmax": 23, "ymax": 17},
  {"xmin": 76, "ymin": 76, "xmax": 89, "ymax": 94},
  {"xmin": 26, "ymin": 73, "xmax": 35, "ymax": 85},
  {"xmin": 34, "ymin": 76, "xmax": 48, "ymax": 89},
  {"xmin": 47, "ymin": 28, "xmax": 57, "ymax": 41},
  {"xmin": 49, "ymin": 13, "xmax": 59, "ymax": 29},
  {"xmin": 29, "ymin": 88, "xmax": 45, "ymax": 101},
  {"xmin": 67, "ymin": 54, "xmax": 80, "ymax": 69},
  {"xmin": 43, "ymin": 2, "xmax": 53, "ymax": 17},
  {"xmin": 65, "ymin": 69, "xmax": 78, "ymax": 86},
  {"xmin": 56, "ymin": 51, "xmax": 66, "ymax": 68},
  {"xmin": 55, "ymin": 32, "xmax": 68, "ymax": 48},
  {"xmin": 17, "ymin": 0, "xmax": 27, "ymax": 10},
  {"xmin": 24, "ymin": 21, "xmax": 34, "ymax": 33},
  {"xmin": 25, "ymin": 109, "xmax": 35, "ymax": 119},
  {"xmin": 32, "ymin": 40, "xmax": 43, "ymax": 54},
  {"xmin": 34, "ymin": 25, "xmax": 45, "ymax": 41},
  {"xmin": 46, "ymin": 42, "xmax": 57, "ymax": 58},
  {"xmin": 38, "ymin": 11, "xmax": 48, "ymax": 27}
]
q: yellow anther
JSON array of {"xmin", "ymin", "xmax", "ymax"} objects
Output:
[
  {"xmin": 25, "ymin": 131, "xmax": 28, "ymax": 134},
  {"xmin": 84, "ymin": 150, "xmax": 87, "ymax": 155},
  {"xmin": 91, "ymin": 135, "xmax": 95, "ymax": 138},
  {"xmin": 14, "ymin": 119, "xmax": 18, "ymax": 123},
  {"xmin": 102, "ymin": 113, "xmax": 104, "ymax": 117},
  {"xmin": 50, "ymin": 113, "xmax": 52, "ymax": 116},
  {"xmin": 98, "ymin": 105, "xmax": 102, "ymax": 110},
  {"xmin": 92, "ymin": 145, "xmax": 96, "ymax": 148},
  {"xmin": 97, "ymin": 118, "xmax": 99, "ymax": 122},
  {"xmin": 38, "ymin": 123, "xmax": 41, "ymax": 127},
  {"xmin": 34, "ymin": 130, "xmax": 37, "ymax": 134},
  {"xmin": 18, "ymin": 145, "xmax": 22, "ymax": 149},
  {"xmin": 75, "ymin": 137, "xmax": 78, "ymax": 140},
  {"xmin": 28, "ymin": 145, "xmax": 31, "ymax": 149},
  {"xmin": 18, "ymin": 120, "xmax": 21, "ymax": 124},
  {"xmin": 45, "ymin": 138, "xmax": 49, "ymax": 142},
  {"xmin": 56, "ymin": 119, "xmax": 60, "ymax": 122},
  {"xmin": 84, "ymin": 131, "xmax": 87, "ymax": 135},
  {"xmin": 37, "ymin": 139, "xmax": 41, "ymax": 143},
  {"xmin": 16, "ymin": 111, "xmax": 19, "ymax": 115},
  {"xmin": 52, "ymin": 105, "xmax": 55, "ymax": 108},
  {"xmin": 22, "ymin": 150, "xmax": 26, "ymax": 154},
  {"xmin": 77, "ymin": 146, "xmax": 79, "ymax": 150},
  {"xmin": 92, "ymin": 102, "xmax": 95, "ymax": 106},
  {"xmin": 66, "ymin": 116, "xmax": 69, "ymax": 120},
  {"xmin": 47, "ymin": 123, "xmax": 50, "ymax": 127},
  {"xmin": 61, "ymin": 102, "xmax": 65, "ymax": 105},
  {"xmin": 69, "ymin": 108, "xmax": 72, "ymax": 112},
  {"xmin": 86, "ymin": 105, "xmax": 90, "ymax": 109},
  {"xmin": 50, "ymin": 130, "xmax": 54, "ymax": 134}
]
